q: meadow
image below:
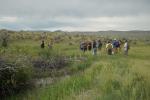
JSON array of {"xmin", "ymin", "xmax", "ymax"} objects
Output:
[{"xmin": 0, "ymin": 30, "xmax": 150, "ymax": 100}]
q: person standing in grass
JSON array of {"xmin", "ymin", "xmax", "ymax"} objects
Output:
[
  {"xmin": 97, "ymin": 40, "xmax": 103, "ymax": 51},
  {"xmin": 118, "ymin": 40, "xmax": 122, "ymax": 53},
  {"xmin": 106, "ymin": 41, "xmax": 113, "ymax": 55},
  {"xmin": 112, "ymin": 38, "xmax": 119, "ymax": 54},
  {"xmin": 87, "ymin": 41, "xmax": 92, "ymax": 51},
  {"xmin": 124, "ymin": 40, "xmax": 130, "ymax": 56},
  {"xmin": 92, "ymin": 40, "xmax": 97, "ymax": 55},
  {"xmin": 41, "ymin": 40, "xmax": 45, "ymax": 48},
  {"xmin": 80, "ymin": 41, "xmax": 86, "ymax": 52}
]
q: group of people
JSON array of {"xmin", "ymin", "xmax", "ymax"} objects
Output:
[
  {"xmin": 80, "ymin": 40, "xmax": 103, "ymax": 55},
  {"xmin": 106, "ymin": 39, "xmax": 130, "ymax": 55},
  {"xmin": 80, "ymin": 39, "xmax": 130, "ymax": 56},
  {"xmin": 40, "ymin": 40, "xmax": 53, "ymax": 49},
  {"xmin": 41, "ymin": 38, "xmax": 130, "ymax": 56}
]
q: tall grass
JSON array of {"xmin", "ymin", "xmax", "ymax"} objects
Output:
[
  {"xmin": 7, "ymin": 44, "xmax": 150, "ymax": 100},
  {"xmin": 9, "ymin": 57, "xmax": 103, "ymax": 100},
  {"xmin": 1, "ymin": 34, "xmax": 149, "ymax": 100}
]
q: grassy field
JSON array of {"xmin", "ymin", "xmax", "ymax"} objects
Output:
[{"xmin": 0, "ymin": 31, "xmax": 150, "ymax": 100}]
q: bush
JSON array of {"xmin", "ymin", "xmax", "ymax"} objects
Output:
[
  {"xmin": 32, "ymin": 49, "xmax": 68, "ymax": 78},
  {"xmin": 0, "ymin": 29, "xmax": 9, "ymax": 47},
  {"xmin": 33, "ymin": 56, "xmax": 67, "ymax": 69},
  {"xmin": 0, "ymin": 57, "xmax": 33, "ymax": 97},
  {"xmin": 37, "ymin": 49, "xmax": 68, "ymax": 69},
  {"xmin": 2, "ymin": 39, "xmax": 8, "ymax": 47}
]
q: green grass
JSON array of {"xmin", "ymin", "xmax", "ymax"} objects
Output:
[
  {"xmin": 9, "ymin": 40, "xmax": 150, "ymax": 100},
  {"xmin": 1, "ymin": 36, "xmax": 149, "ymax": 100}
]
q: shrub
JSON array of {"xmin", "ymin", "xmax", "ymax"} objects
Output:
[
  {"xmin": 0, "ymin": 57, "xmax": 33, "ymax": 97},
  {"xmin": 33, "ymin": 56, "xmax": 67, "ymax": 69},
  {"xmin": 2, "ymin": 39, "xmax": 8, "ymax": 47},
  {"xmin": 0, "ymin": 30, "xmax": 9, "ymax": 47},
  {"xmin": 32, "ymin": 49, "xmax": 68, "ymax": 77}
]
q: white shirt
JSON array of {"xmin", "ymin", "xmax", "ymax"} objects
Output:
[{"xmin": 124, "ymin": 42, "xmax": 128, "ymax": 50}]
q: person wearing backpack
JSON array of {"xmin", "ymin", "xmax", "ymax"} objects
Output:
[
  {"xmin": 106, "ymin": 41, "xmax": 113, "ymax": 55},
  {"xmin": 115, "ymin": 40, "xmax": 120, "ymax": 53},
  {"xmin": 124, "ymin": 40, "xmax": 130, "ymax": 55},
  {"xmin": 112, "ymin": 39, "xmax": 117, "ymax": 54}
]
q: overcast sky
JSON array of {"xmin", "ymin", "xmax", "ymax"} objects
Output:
[{"xmin": 0, "ymin": 0, "xmax": 150, "ymax": 31}]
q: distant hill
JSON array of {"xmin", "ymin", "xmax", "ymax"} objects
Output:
[{"xmin": 0, "ymin": 29, "xmax": 150, "ymax": 40}]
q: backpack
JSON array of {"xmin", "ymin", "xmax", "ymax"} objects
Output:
[
  {"xmin": 115, "ymin": 41, "xmax": 120, "ymax": 47},
  {"xmin": 107, "ymin": 43, "xmax": 112, "ymax": 49}
]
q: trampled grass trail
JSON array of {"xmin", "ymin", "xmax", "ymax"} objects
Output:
[{"xmin": 10, "ymin": 46, "xmax": 150, "ymax": 100}]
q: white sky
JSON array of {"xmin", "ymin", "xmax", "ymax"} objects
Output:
[{"xmin": 0, "ymin": 0, "xmax": 150, "ymax": 31}]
